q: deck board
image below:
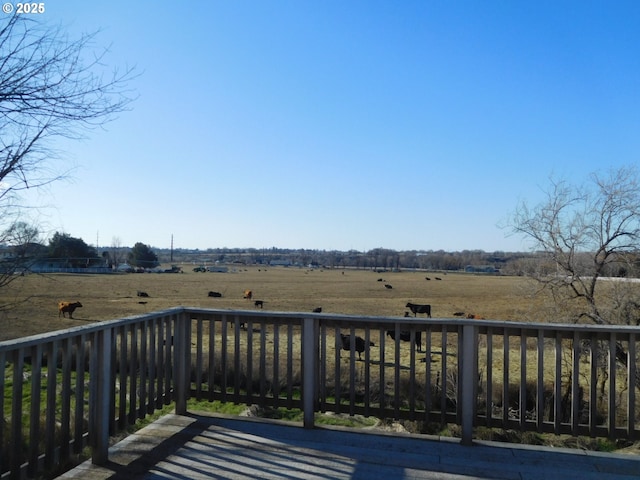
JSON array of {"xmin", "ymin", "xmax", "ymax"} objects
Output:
[{"xmin": 57, "ymin": 412, "xmax": 640, "ymax": 480}]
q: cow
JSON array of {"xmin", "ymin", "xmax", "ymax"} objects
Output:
[
  {"xmin": 386, "ymin": 329, "xmax": 423, "ymax": 352},
  {"xmin": 243, "ymin": 289, "xmax": 252, "ymax": 299},
  {"xmin": 312, "ymin": 307, "xmax": 322, "ymax": 313},
  {"xmin": 466, "ymin": 313, "xmax": 486, "ymax": 319},
  {"xmin": 384, "ymin": 284, "xmax": 393, "ymax": 289},
  {"xmin": 208, "ymin": 291, "xmax": 222, "ymax": 297},
  {"xmin": 137, "ymin": 290, "xmax": 149, "ymax": 298},
  {"xmin": 406, "ymin": 302, "xmax": 431, "ymax": 317},
  {"xmin": 58, "ymin": 301, "xmax": 82, "ymax": 319},
  {"xmin": 339, "ymin": 333, "xmax": 375, "ymax": 360},
  {"xmin": 254, "ymin": 300, "xmax": 264, "ymax": 308}
]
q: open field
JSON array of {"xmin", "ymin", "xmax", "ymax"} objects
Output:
[{"xmin": 0, "ymin": 267, "xmax": 551, "ymax": 341}]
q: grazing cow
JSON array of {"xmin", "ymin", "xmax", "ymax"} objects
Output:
[
  {"xmin": 339, "ymin": 333, "xmax": 375, "ymax": 360},
  {"xmin": 384, "ymin": 284, "xmax": 393, "ymax": 289},
  {"xmin": 254, "ymin": 300, "xmax": 264, "ymax": 308},
  {"xmin": 243, "ymin": 289, "xmax": 252, "ymax": 299},
  {"xmin": 453, "ymin": 311, "xmax": 465, "ymax": 317},
  {"xmin": 137, "ymin": 290, "xmax": 149, "ymax": 298},
  {"xmin": 386, "ymin": 329, "xmax": 423, "ymax": 352},
  {"xmin": 466, "ymin": 313, "xmax": 486, "ymax": 319},
  {"xmin": 208, "ymin": 291, "xmax": 222, "ymax": 297},
  {"xmin": 405, "ymin": 302, "xmax": 432, "ymax": 317},
  {"xmin": 435, "ymin": 277, "xmax": 442, "ymax": 281},
  {"xmin": 425, "ymin": 277, "xmax": 431, "ymax": 281},
  {"xmin": 313, "ymin": 307, "xmax": 322, "ymax": 313},
  {"xmin": 58, "ymin": 301, "xmax": 83, "ymax": 319}
]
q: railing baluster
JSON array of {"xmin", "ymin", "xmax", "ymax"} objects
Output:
[
  {"xmin": 60, "ymin": 337, "xmax": 73, "ymax": 461},
  {"xmin": 27, "ymin": 344, "xmax": 42, "ymax": 477},
  {"xmin": 0, "ymin": 349, "xmax": 5, "ymax": 475},
  {"xmin": 273, "ymin": 321, "xmax": 280, "ymax": 408},
  {"xmin": 139, "ymin": 321, "xmax": 148, "ymax": 418},
  {"xmin": 554, "ymin": 331, "xmax": 562, "ymax": 434},
  {"xmin": 260, "ymin": 318, "xmax": 267, "ymax": 403},
  {"xmin": 74, "ymin": 334, "xmax": 87, "ymax": 454},
  {"xmin": 536, "ymin": 330, "xmax": 544, "ymax": 431},
  {"xmin": 287, "ymin": 323, "xmax": 294, "ymax": 408},
  {"xmin": 424, "ymin": 325, "xmax": 432, "ymax": 420},
  {"xmin": 440, "ymin": 326, "xmax": 447, "ymax": 426},
  {"xmin": 45, "ymin": 340, "xmax": 58, "ymax": 470},
  {"xmin": 486, "ymin": 328, "xmax": 493, "ymax": 425},
  {"xmin": 608, "ymin": 332, "xmax": 616, "ymax": 438},
  {"xmin": 502, "ymin": 330, "xmax": 509, "ymax": 424},
  {"xmin": 364, "ymin": 327, "xmax": 372, "ymax": 417},
  {"xmin": 627, "ymin": 334, "xmax": 636, "ymax": 437},
  {"xmin": 379, "ymin": 325, "xmax": 386, "ymax": 416},
  {"xmin": 520, "ymin": 331, "xmax": 526, "ymax": 428},
  {"xmin": 589, "ymin": 332, "xmax": 598, "ymax": 437},
  {"xmin": 207, "ymin": 316, "xmax": 216, "ymax": 401},
  {"xmin": 571, "ymin": 331, "xmax": 580, "ymax": 433}
]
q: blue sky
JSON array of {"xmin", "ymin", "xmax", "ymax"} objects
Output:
[{"xmin": 18, "ymin": 1, "xmax": 640, "ymax": 252}]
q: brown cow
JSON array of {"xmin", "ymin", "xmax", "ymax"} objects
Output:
[
  {"xmin": 243, "ymin": 289, "xmax": 252, "ymax": 299},
  {"xmin": 58, "ymin": 301, "xmax": 83, "ymax": 318}
]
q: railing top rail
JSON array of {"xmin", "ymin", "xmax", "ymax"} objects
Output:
[
  {"xmin": 2, "ymin": 306, "xmax": 638, "ymax": 351},
  {"xmin": 0, "ymin": 306, "xmax": 186, "ymax": 351},
  {"xmin": 184, "ymin": 307, "xmax": 640, "ymax": 331}
]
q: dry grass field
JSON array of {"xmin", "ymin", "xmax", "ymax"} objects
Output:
[{"xmin": 0, "ymin": 266, "xmax": 549, "ymax": 342}]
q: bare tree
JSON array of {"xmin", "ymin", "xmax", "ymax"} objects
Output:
[
  {"xmin": 0, "ymin": 221, "xmax": 42, "ymax": 290},
  {"xmin": 510, "ymin": 166, "xmax": 640, "ymax": 326},
  {"xmin": 109, "ymin": 236, "xmax": 124, "ymax": 268},
  {"xmin": 0, "ymin": 14, "xmax": 136, "ymax": 288},
  {"xmin": 510, "ymin": 166, "xmax": 640, "ymax": 391}
]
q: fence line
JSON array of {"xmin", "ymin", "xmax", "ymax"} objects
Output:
[{"xmin": 1, "ymin": 307, "xmax": 639, "ymax": 479}]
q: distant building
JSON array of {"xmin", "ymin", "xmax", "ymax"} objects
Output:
[
  {"xmin": 269, "ymin": 259, "xmax": 292, "ymax": 267},
  {"xmin": 207, "ymin": 265, "xmax": 229, "ymax": 273},
  {"xmin": 465, "ymin": 265, "xmax": 499, "ymax": 274}
]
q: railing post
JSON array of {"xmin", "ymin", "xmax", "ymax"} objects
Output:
[
  {"xmin": 174, "ymin": 311, "xmax": 191, "ymax": 415},
  {"xmin": 461, "ymin": 323, "xmax": 478, "ymax": 446},
  {"xmin": 302, "ymin": 316, "xmax": 318, "ymax": 429},
  {"xmin": 91, "ymin": 328, "xmax": 112, "ymax": 465}
]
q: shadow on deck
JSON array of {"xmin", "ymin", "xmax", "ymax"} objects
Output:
[{"xmin": 58, "ymin": 412, "xmax": 640, "ymax": 480}]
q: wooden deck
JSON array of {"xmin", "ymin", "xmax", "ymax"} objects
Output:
[{"xmin": 58, "ymin": 412, "xmax": 640, "ymax": 480}]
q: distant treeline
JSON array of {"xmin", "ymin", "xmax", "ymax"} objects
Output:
[{"xmin": 154, "ymin": 247, "xmax": 540, "ymax": 275}]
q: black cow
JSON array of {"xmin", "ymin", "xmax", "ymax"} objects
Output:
[
  {"xmin": 386, "ymin": 329, "xmax": 423, "ymax": 352},
  {"xmin": 405, "ymin": 302, "xmax": 431, "ymax": 317},
  {"xmin": 254, "ymin": 300, "xmax": 264, "ymax": 308},
  {"xmin": 384, "ymin": 284, "xmax": 393, "ymax": 289},
  {"xmin": 208, "ymin": 291, "xmax": 223, "ymax": 297},
  {"xmin": 339, "ymin": 333, "xmax": 375, "ymax": 360},
  {"xmin": 313, "ymin": 307, "xmax": 322, "ymax": 313},
  {"xmin": 137, "ymin": 290, "xmax": 149, "ymax": 298}
]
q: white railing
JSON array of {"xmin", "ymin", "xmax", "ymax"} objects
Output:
[{"xmin": 1, "ymin": 307, "xmax": 639, "ymax": 479}]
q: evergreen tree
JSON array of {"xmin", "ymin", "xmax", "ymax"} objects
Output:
[
  {"xmin": 128, "ymin": 242, "xmax": 159, "ymax": 269},
  {"xmin": 48, "ymin": 232, "xmax": 98, "ymax": 267}
]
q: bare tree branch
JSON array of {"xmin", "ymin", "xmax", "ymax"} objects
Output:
[{"xmin": 0, "ymin": 14, "xmax": 138, "ymax": 292}]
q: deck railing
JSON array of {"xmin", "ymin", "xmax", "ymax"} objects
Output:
[{"xmin": 1, "ymin": 307, "xmax": 639, "ymax": 479}]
